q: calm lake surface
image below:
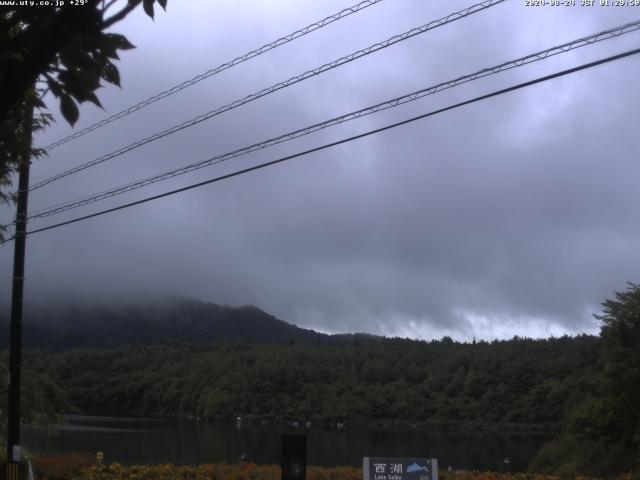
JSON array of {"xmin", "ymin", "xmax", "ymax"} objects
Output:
[{"xmin": 24, "ymin": 416, "xmax": 552, "ymax": 472}]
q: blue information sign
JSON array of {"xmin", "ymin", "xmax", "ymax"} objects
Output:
[{"xmin": 363, "ymin": 457, "xmax": 438, "ymax": 480}]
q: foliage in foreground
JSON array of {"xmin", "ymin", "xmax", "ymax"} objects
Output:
[
  {"xmin": 32, "ymin": 457, "xmax": 361, "ymax": 480},
  {"xmin": 0, "ymin": 362, "xmax": 70, "ymax": 439},
  {"xmin": 29, "ymin": 454, "xmax": 638, "ymax": 480},
  {"xmin": 527, "ymin": 283, "xmax": 640, "ymax": 477},
  {"xmin": 0, "ymin": 0, "xmax": 167, "ymax": 238}
]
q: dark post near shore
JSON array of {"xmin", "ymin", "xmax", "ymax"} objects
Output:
[{"xmin": 282, "ymin": 434, "xmax": 307, "ymax": 480}]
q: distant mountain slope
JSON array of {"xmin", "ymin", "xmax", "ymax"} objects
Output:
[{"xmin": 0, "ymin": 298, "xmax": 376, "ymax": 350}]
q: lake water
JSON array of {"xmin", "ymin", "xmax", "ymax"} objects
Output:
[{"xmin": 23, "ymin": 416, "xmax": 552, "ymax": 472}]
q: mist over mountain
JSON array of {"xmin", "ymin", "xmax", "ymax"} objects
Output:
[{"xmin": 0, "ymin": 298, "xmax": 377, "ymax": 350}]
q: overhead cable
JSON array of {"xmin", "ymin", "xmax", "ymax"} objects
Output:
[
  {"xmin": 6, "ymin": 46, "xmax": 637, "ymax": 243},
  {"xmin": 26, "ymin": 19, "xmax": 640, "ymax": 220},
  {"xmin": 42, "ymin": 0, "xmax": 387, "ymax": 152},
  {"xmin": 28, "ymin": 0, "xmax": 505, "ymax": 193}
]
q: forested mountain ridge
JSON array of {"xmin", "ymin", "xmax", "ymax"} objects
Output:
[
  {"xmin": 0, "ymin": 298, "xmax": 602, "ymax": 432},
  {"xmin": 0, "ymin": 298, "xmax": 376, "ymax": 350},
  {"xmin": 19, "ymin": 334, "xmax": 601, "ymax": 430},
  {"xmin": 3, "ymin": 283, "xmax": 639, "ymax": 477}
]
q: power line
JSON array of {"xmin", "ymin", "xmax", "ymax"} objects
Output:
[
  {"xmin": 27, "ymin": 0, "xmax": 505, "ymax": 193},
  {"xmin": 25, "ymin": 19, "xmax": 640, "ymax": 221},
  {"xmin": 42, "ymin": 0, "xmax": 387, "ymax": 152},
  {"xmin": 7, "ymin": 46, "xmax": 637, "ymax": 243}
]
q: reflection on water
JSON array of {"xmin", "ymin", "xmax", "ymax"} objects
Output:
[{"xmin": 24, "ymin": 416, "xmax": 552, "ymax": 471}]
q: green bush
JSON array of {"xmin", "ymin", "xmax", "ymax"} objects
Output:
[{"xmin": 528, "ymin": 436, "xmax": 578, "ymax": 474}]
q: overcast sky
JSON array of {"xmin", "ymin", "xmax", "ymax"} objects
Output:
[{"xmin": 1, "ymin": 0, "xmax": 639, "ymax": 340}]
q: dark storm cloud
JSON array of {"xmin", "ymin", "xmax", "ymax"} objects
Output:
[{"xmin": 2, "ymin": 0, "xmax": 639, "ymax": 339}]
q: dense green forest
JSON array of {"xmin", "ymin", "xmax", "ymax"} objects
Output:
[
  {"xmin": 1, "ymin": 283, "xmax": 638, "ymax": 476},
  {"xmin": 19, "ymin": 335, "xmax": 600, "ymax": 429}
]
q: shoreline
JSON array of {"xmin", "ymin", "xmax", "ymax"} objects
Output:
[{"xmin": 68, "ymin": 412, "xmax": 561, "ymax": 434}]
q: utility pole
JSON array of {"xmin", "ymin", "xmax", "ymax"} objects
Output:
[{"xmin": 5, "ymin": 101, "xmax": 33, "ymax": 480}]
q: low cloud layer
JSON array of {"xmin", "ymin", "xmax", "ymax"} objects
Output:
[{"xmin": 1, "ymin": 0, "xmax": 639, "ymax": 340}]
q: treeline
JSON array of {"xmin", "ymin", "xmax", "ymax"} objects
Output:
[
  {"xmin": 2, "ymin": 283, "xmax": 639, "ymax": 476},
  {"xmin": 21, "ymin": 335, "xmax": 600, "ymax": 430}
]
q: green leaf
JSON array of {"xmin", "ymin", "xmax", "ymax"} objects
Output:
[
  {"xmin": 97, "ymin": 34, "xmax": 121, "ymax": 60},
  {"xmin": 76, "ymin": 67, "xmax": 103, "ymax": 93},
  {"xmin": 107, "ymin": 33, "xmax": 136, "ymax": 51},
  {"xmin": 85, "ymin": 91, "xmax": 103, "ymax": 109},
  {"xmin": 59, "ymin": 46, "xmax": 95, "ymax": 70},
  {"xmin": 101, "ymin": 63, "xmax": 121, "ymax": 87},
  {"xmin": 60, "ymin": 94, "xmax": 79, "ymax": 126},
  {"xmin": 58, "ymin": 68, "xmax": 101, "ymax": 103},
  {"xmin": 47, "ymin": 79, "xmax": 62, "ymax": 98},
  {"xmin": 143, "ymin": 0, "xmax": 154, "ymax": 19}
]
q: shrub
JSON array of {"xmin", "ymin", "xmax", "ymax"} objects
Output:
[{"xmin": 33, "ymin": 451, "xmax": 95, "ymax": 479}]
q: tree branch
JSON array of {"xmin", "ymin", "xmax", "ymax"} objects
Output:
[
  {"xmin": 102, "ymin": 0, "xmax": 121, "ymax": 14},
  {"xmin": 103, "ymin": 0, "xmax": 142, "ymax": 28}
]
